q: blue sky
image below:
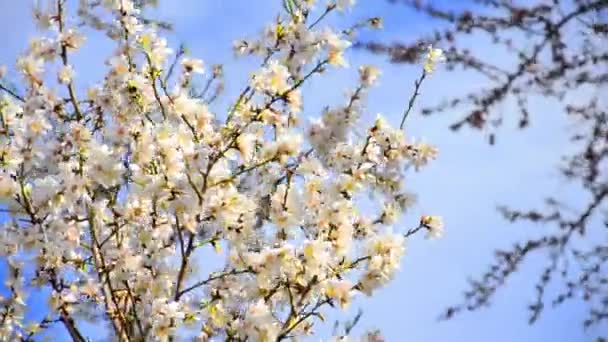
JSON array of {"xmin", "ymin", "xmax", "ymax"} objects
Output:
[{"xmin": 0, "ymin": 0, "xmax": 605, "ymax": 341}]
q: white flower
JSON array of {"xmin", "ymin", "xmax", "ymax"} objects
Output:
[
  {"xmin": 320, "ymin": 28, "xmax": 351, "ymax": 67},
  {"xmin": 276, "ymin": 132, "xmax": 302, "ymax": 156},
  {"xmin": 303, "ymin": 239, "xmax": 331, "ymax": 270},
  {"xmin": 21, "ymin": 111, "xmax": 52, "ymax": 136},
  {"xmin": 237, "ymin": 133, "xmax": 257, "ymax": 160},
  {"xmin": 421, "ymin": 215, "xmax": 444, "ymax": 239},
  {"xmin": 17, "ymin": 56, "xmax": 44, "ymax": 79},
  {"xmin": 406, "ymin": 141, "xmax": 438, "ymax": 170},
  {"xmin": 380, "ymin": 201, "xmax": 400, "ymax": 224},
  {"xmin": 233, "ymin": 40, "xmax": 250, "ymax": 55},
  {"xmin": 172, "ymin": 93, "xmax": 204, "ymax": 119},
  {"xmin": 207, "ymin": 302, "xmax": 230, "ymax": 328},
  {"xmin": 335, "ymin": 0, "xmax": 356, "ymax": 11},
  {"xmin": 252, "ymin": 60, "xmax": 291, "ymax": 94},
  {"xmin": 108, "ymin": 55, "xmax": 130, "ymax": 74},
  {"xmin": 286, "ymin": 90, "xmax": 303, "ymax": 113},
  {"xmin": 0, "ymin": 173, "xmax": 16, "ymax": 200},
  {"xmin": 325, "ymin": 280, "xmax": 353, "ymax": 309},
  {"xmin": 139, "ymin": 32, "xmax": 173, "ymax": 66},
  {"xmin": 59, "ymin": 29, "xmax": 86, "ymax": 51},
  {"xmin": 31, "ymin": 176, "xmax": 61, "ymax": 207},
  {"xmin": 122, "ymin": 15, "xmax": 143, "ymax": 33},
  {"xmin": 362, "ymin": 330, "xmax": 385, "ymax": 342},
  {"xmin": 262, "ymin": 132, "xmax": 302, "ymax": 161},
  {"xmin": 360, "ymin": 232, "xmax": 405, "ymax": 294},
  {"xmin": 244, "ymin": 300, "xmax": 279, "ymax": 341},
  {"xmin": 423, "ymin": 45, "xmax": 446, "ymax": 74},
  {"xmin": 359, "ymin": 65, "xmax": 380, "ymax": 86},
  {"xmin": 85, "ymin": 144, "xmax": 125, "ymax": 188},
  {"xmin": 181, "ymin": 57, "xmax": 205, "ymax": 74},
  {"xmin": 64, "ymin": 225, "xmax": 80, "ymax": 244},
  {"xmin": 58, "ymin": 65, "xmax": 75, "ymax": 84},
  {"xmin": 123, "ymin": 253, "xmax": 143, "ymax": 272}
]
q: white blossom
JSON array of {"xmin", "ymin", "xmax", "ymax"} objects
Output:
[
  {"xmin": 58, "ymin": 65, "xmax": 75, "ymax": 84},
  {"xmin": 359, "ymin": 64, "xmax": 381, "ymax": 86},
  {"xmin": 335, "ymin": 0, "xmax": 356, "ymax": 11},
  {"xmin": 181, "ymin": 57, "xmax": 205, "ymax": 74},
  {"xmin": 421, "ymin": 215, "xmax": 444, "ymax": 239},
  {"xmin": 423, "ymin": 45, "xmax": 446, "ymax": 74}
]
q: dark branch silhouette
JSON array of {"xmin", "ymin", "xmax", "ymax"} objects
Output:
[{"xmin": 358, "ymin": 0, "xmax": 608, "ymax": 334}]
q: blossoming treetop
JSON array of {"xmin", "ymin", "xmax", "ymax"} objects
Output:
[{"xmin": 0, "ymin": 0, "xmax": 444, "ymax": 340}]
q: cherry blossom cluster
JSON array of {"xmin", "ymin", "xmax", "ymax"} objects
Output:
[{"xmin": 0, "ymin": 0, "xmax": 444, "ymax": 340}]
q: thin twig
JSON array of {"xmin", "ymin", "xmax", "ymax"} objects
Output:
[
  {"xmin": 399, "ymin": 70, "xmax": 426, "ymax": 129},
  {"xmin": 404, "ymin": 224, "xmax": 423, "ymax": 238},
  {"xmin": 308, "ymin": 4, "xmax": 336, "ymax": 30},
  {"xmin": 0, "ymin": 84, "xmax": 25, "ymax": 102}
]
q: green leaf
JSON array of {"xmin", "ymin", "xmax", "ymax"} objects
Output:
[{"xmin": 283, "ymin": 0, "xmax": 294, "ymax": 15}]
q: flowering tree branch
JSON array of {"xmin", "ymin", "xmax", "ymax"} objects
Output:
[{"xmin": 0, "ymin": 0, "xmax": 446, "ymax": 341}]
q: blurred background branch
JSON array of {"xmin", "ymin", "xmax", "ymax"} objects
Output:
[{"xmin": 357, "ymin": 0, "xmax": 608, "ymax": 334}]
